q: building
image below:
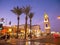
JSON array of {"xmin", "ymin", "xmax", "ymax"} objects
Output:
[
  {"xmin": 1, "ymin": 24, "xmax": 41, "ymax": 39},
  {"xmin": 0, "ymin": 12, "xmax": 51, "ymax": 38},
  {"xmin": 44, "ymin": 12, "xmax": 51, "ymax": 35}
]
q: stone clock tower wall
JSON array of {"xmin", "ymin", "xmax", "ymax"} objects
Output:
[{"xmin": 44, "ymin": 13, "xmax": 51, "ymax": 35}]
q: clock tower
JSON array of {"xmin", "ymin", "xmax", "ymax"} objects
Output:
[{"xmin": 44, "ymin": 12, "xmax": 50, "ymax": 35}]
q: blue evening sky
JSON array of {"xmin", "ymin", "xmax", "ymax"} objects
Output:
[{"xmin": 0, "ymin": 0, "xmax": 60, "ymax": 32}]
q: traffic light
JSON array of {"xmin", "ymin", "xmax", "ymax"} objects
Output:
[{"xmin": 0, "ymin": 24, "xmax": 3, "ymax": 30}]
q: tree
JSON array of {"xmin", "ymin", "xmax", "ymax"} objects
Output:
[
  {"xmin": 23, "ymin": 6, "xmax": 31, "ymax": 39},
  {"xmin": 1, "ymin": 18, "xmax": 4, "ymax": 22},
  {"xmin": 11, "ymin": 6, "xmax": 22, "ymax": 38},
  {"xmin": 0, "ymin": 18, "xmax": 4, "ymax": 30},
  {"xmin": 0, "ymin": 24, "xmax": 3, "ymax": 30},
  {"xmin": 29, "ymin": 12, "xmax": 34, "ymax": 38}
]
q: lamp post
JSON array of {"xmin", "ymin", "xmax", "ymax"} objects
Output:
[{"xmin": 57, "ymin": 16, "xmax": 60, "ymax": 20}]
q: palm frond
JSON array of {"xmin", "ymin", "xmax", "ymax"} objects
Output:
[
  {"xmin": 23, "ymin": 6, "xmax": 31, "ymax": 15},
  {"xmin": 11, "ymin": 6, "xmax": 22, "ymax": 16}
]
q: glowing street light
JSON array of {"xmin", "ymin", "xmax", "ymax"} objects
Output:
[
  {"xmin": 57, "ymin": 16, "xmax": 60, "ymax": 19},
  {"xmin": 8, "ymin": 28, "xmax": 12, "ymax": 33}
]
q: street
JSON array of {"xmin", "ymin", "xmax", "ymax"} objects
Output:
[{"xmin": 0, "ymin": 37, "xmax": 60, "ymax": 45}]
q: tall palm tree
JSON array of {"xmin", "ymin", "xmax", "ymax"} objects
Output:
[
  {"xmin": 29, "ymin": 12, "xmax": 34, "ymax": 38},
  {"xmin": 23, "ymin": 6, "xmax": 31, "ymax": 39},
  {"xmin": 11, "ymin": 6, "xmax": 22, "ymax": 38}
]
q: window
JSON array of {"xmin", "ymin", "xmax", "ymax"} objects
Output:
[
  {"xmin": 45, "ymin": 19, "xmax": 47, "ymax": 21},
  {"xmin": 46, "ymin": 24, "xmax": 48, "ymax": 27}
]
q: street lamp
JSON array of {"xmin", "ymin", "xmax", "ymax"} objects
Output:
[{"xmin": 57, "ymin": 16, "xmax": 60, "ymax": 19}]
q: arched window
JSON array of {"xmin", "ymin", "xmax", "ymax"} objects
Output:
[
  {"xmin": 45, "ymin": 19, "xmax": 47, "ymax": 21},
  {"xmin": 46, "ymin": 24, "xmax": 48, "ymax": 27}
]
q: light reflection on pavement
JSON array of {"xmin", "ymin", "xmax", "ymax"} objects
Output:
[{"xmin": 0, "ymin": 38, "xmax": 60, "ymax": 45}]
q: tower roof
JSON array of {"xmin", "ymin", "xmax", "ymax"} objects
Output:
[{"xmin": 44, "ymin": 12, "xmax": 48, "ymax": 18}]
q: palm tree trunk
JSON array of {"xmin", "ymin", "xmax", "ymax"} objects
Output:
[
  {"xmin": 25, "ymin": 15, "xmax": 28, "ymax": 39},
  {"xmin": 17, "ymin": 16, "xmax": 20, "ymax": 38},
  {"xmin": 30, "ymin": 19, "xmax": 32, "ymax": 38}
]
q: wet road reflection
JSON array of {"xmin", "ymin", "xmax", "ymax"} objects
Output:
[
  {"xmin": 0, "ymin": 41, "xmax": 59, "ymax": 45},
  {"xmin": 25, "ymin": 41, "xmax": 56, "ymax": 45},
  {"xmin": 0, "ymin": 38, "xmax": 60, "ymax": 45}
]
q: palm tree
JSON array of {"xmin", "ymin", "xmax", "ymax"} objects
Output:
[
  {"xmin": 0, "ymin": 18, "xmax": 4, "ymax": 30},
  {"xmin": 11, "ymin": 6, "xmax": 22, "ymax": 38},
  {"xmin": 29, "ymin": 12, "xmax": 34, "ymax": 38},
  {"xmin": 1, "ymin": 18, "xmax": 4, "ymax": 22},
  {"xmin": 23, "ymin": 6, "xmax": 31, "ymax": 39}
]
